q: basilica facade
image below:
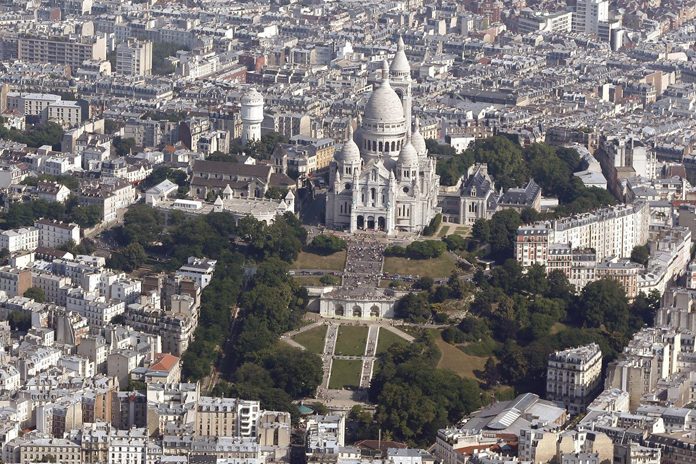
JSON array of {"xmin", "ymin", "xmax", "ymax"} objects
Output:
[{"xmin": 325, "ymin": 39, "xmax": 441, "ymax": 235}]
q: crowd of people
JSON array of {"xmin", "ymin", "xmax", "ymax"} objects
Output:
[{"xmin": 342, "ymin": 238, "xmax": 386, "ymax": 288}]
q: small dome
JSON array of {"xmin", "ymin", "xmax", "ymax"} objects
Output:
[
  {"xmin": 364, "ymin": 61, "xmax": 405, "ymax": 124},
  {"xmin": 241, "ymin": 88, "xmax": 263, "ymax": 106},
  {"xmin": 398, "ymin": 138, "xmax": 418, "ymax": 166},
  {"xmin": 390, "ymin": 36, "xmax": 411, "ymax": 74},
  {"xmin": 412, "ymin": 118, "xmax": 427, "ymax": 155},
  {"xmin": 336, "ymin": 124, "xmax": 361, "ymax": 163}
]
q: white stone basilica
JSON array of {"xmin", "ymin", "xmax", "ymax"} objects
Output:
[{"xmin": 325, "ymin": 38, "xmax": 441, "ymax": 234}]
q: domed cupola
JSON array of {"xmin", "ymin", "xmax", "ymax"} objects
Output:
[
  {"xmin": 363, "ymin": 61, "xmax": 406, "ymax": 125},
  {"xmin": 411, "ymin": 117, "xmax": 427, "ymax": 157},
  {"xmin": 397, "ymin": 131, "xmax": 419, "ymax": 181},
  {"xmin": 335, "ymin": 124, "xmax": 361, "ymax": 177},
  {"xmin": 336, "ymin": 124, "xmax": 360, "ymax": 164},
  {"xmin": 390, "ymin": 36, "xmax": 411, "ymax": 78}
]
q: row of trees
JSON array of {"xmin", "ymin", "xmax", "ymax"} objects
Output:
[
  {"xmin": 309, "ymin": 234, "xmax": 347, "ymax": 255},
  {"xmin": 369, "ymin": 334, "xmax": 482, "ymax": 445},
  {"xmin": 459, "ymin": 261, "xmax": 659, "ymax": 394},
  {"xmin": 0, "ymin": 121, "xmax": 64, "ymax": 150},
  {"xmin": 2, "ymin": 198, "xmax": 103, "ymax": 229},
  {"xmin": 435, "ymin": 137, "xmax": 616, "ymax": 216},
  {"xmin": 384, "ymin": 240, "xmax": 446, "ymax": 260},
  {"xmin": 21, "ymin": 174, "xmax": 80, "ymax": 191},
  {"xmin": 110, "ymin": 204, "xmax": 323, "ymax": 415}
]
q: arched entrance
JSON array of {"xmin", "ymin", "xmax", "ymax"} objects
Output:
[
  {"xmin": 370, "ymin": 305, "xmax": 380, "ymax": 317},
  {"xmin": 378, "ymin": 217, "xmax": 386, "ymax": 231},
  {"xmin": 335, "ymin": 304, "xmax": 344, "ymax": 317},
  {"xmin": 352, "ymin": 305, "xmax": 362, "ymax": 318},
  {"xmin": 357, "ymin": 216, "xmax": 364, "ymax": 229},
  {"xmin": 367, "ymin": 216, "xmax": 375, "ymax": 230}
]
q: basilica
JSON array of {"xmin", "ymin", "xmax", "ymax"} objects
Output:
[{"xmin": 325, "ymin": 38, "xmax": 441, "ymax": 235}]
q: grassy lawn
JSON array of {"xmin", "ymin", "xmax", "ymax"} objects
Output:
[
  {"xmin": 460, "ymin": 337, "xmax": 499, "ymax": 357},
  {"xmin": 376, "ymin": 328, "xmax": 409, "ymax": 353},
  {"xmin": 433, "ymin": 330, "xmax": 487, "ymax": 380},
  {"xmin": 291, "ymin": 250, "xmax": 346, "ymax": 271},
  {"xmin": 383, "ymin": 253, "xmax": 457, "ymax": 278},
  {"xmin": 437, "ymin": 225, "xmax": 451, "ymax": 237},
  {"xmin": 292, "ymin": 275, "xmax": 326, "ymax": 286},
  {"xmin": 334, "ymin": 325, "xmax": 369, "ymax": 356},
  {"xmin": 292, "ymin": 325, "xmax": 327, "ymax": 354},
  {"xmin": 328, "ymin": 359, "xmax": 363, "ymax": 389},
  {"xmin": 550, "ymin": 322, "xmax": 569, "ymax": 335},
  {"xmin": 454, "ymin": 227, "xmax": 471, "ymax": 237}
]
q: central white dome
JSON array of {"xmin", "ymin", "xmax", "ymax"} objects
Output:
[
  {"xmin": 363, "ymin": 61, "xmax": 405, "ymax": 124},
  {"xmin": 364, "ymin": 82, "xmax": 405, "ymax": 123}
]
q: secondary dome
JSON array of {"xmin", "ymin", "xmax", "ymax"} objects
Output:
[
  {"xmin": 336, "ymin": 124, "xmax": 361, "ymax": 163},
  {"xmin": 390, "ymin": 36, "xmax": 410, "ymax": 74},
  {"xmin": 363, "ymin": 61, "xmax": 405, "ymax": 124},
  {"xmin": 412, "ymin": 118, "xmax": 427, "ymax": 155},
  {"xmin": 398, "ymin": 138, "xmax": 418, "ymax": 166}
]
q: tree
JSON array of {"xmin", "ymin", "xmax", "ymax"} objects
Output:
[
  {"xmin": 310, "ymin": 235, "xmax": 347, "ymax": 255},
  {"xmin": 481, "ymin": 357, "xmax": 500, "ymax": 387},
  {"xmin": 152, "ymin": 42, "xmax": 190, "ymax": 75},
  {"xmin": 370, "ymin": 337, "xmax": 482, "ymax": 445},
  {"xmin": 108, "ymin": 243, "xmax": 147, "ymax": 272},
  {"xmin": 442, "ymin": 234, "xmax": 467, "ymax": 251},
  {"xmin": 414, "ymin": 276, "xmax": 434, "ymax": 290},
  {"xmin": 261, "ymin": 347, "xmax": 323, "ymax": 398},
  {"xmin": 488, "ymin": 209, "xmax": 522, "ymax": 260},
  {"xmin": 470, "ymin": 136, "xmax": 529, "ymax": 190},
  {"xmin": 112, "ymin": 136, "xmax": 136, "ymax": 156},
  {"xmin": 471, "ymin": 219, "xmax": 490, "ymax": 243},
  {"xmin": 395, "ymin": 292, "xmax": 431, "ymax": 322},
  {"xmin": 265, "ymin": 187, "xmax": 289, "ymax": 200},
  {"xmin": 8, "ymin": 310, "xmax": 31, "ymax": 331},
  {"xmin": 0, "ymin": 122, "xmax": 64, "ymax": 150},
  {"xmin": 499, "ymin": 340, "xmax": 528, "ymax": 385},
  {"xmin": 24, "ymin": 287, "xmax": 46, "ymax": 303},
  {"xmin": 319, "ymin": 274, "xmax": 340, "ymax": 285},
  {"xmin": 630, "ymin": 245, "xmax": 650, "ymax": 266},
  {"xmin": 140, "ymin": 166, "xmax": 188, "ymax": 192},
  {"xmin": 122, "ymin": 205, "xmax": 163, "ymax": 246},
  {"xmin": 575, "ymin": 279, "xmax": 630, "ymax": 334},
  {"xmin": 405, "ymin": 240, "xmax": 446, "ymax": 259}
]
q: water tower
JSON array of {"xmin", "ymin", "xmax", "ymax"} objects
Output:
[{"xmin": 241, "ymin": 88, "xmax": 264, "ymax": 146}]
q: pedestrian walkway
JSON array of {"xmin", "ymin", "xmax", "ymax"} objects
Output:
[
  {"xmin": 359, "ymin": 325, "xmax": 380, "ymax": 388},
  {"xmin": 321, "ymin": 324, "xmax": 339, "ymax": 389}
]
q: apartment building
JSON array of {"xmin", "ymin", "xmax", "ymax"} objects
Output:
[
  {"xmin": 175, "ymin": 257, "xmax": 217, "ymax": 290},
  {"xmin": 116, "ymin": 39, "xmax": 153, "ymax": 76},
  {"xmin": 6, "ymin": 92, "xmax": 61, "ymax": 116},
  {"xmin": 546, "ymin": 344, "xmax": 603, "ymax": 415},
  {"xmin": 0, "ymin": 266, "xmax": 31, "ymax": 297},
  {"xmin": 305, "ymin": 414, "xmax": 346, "ymax": 456},
  {"xmin": 516, "ymin": 202, "xmax": 650, "ymax": 269},
  {"xmin": 17, "ymin": 34, "xmax": 106, "ymax": 68},
  {"xmin": 18, "ymin": 438, "xmax": 81, "ymax": 464},
  {"xmin": 517, "ymin": 10, "xmax": 573, "ymax": 34},
  {"xmin": 31, "ymin": 272, "xmax": 71, "ymax": 305},
  {"xmin": 43, "ymin": 100, "xmax": 82, "ymax": 127},
  {"xmin": 194, "ymin": 397, "xmax": 260, "ymax": 437},
  {"xmin": 34, "ymin": 220, "xmax": 81, "ymax": 249},
  {"xmin": 606, "ymin": 327, "xmax": 681, "ymax": 410},
  {"xmin": 78, "ymin": 178, "xmax": 136, "ymax": 223},
  {"xmin": 107, "ymin": 429, "xmax": 149, "ymax": 464},
  {"xmin": 0, "ymin": 227, "xmax": 38, "ymax": 253},
  {"xmin": 572, "ymin": 0, "xmax": 609, "ymax": 35},
  {"xmin": 66, "ymin": 288, "xmax": 126, "ymax": 328}
]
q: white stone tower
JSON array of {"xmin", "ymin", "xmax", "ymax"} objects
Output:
[{"xmin": 240, "ymin": 88, "xmax": 264, "ymax": 145}]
